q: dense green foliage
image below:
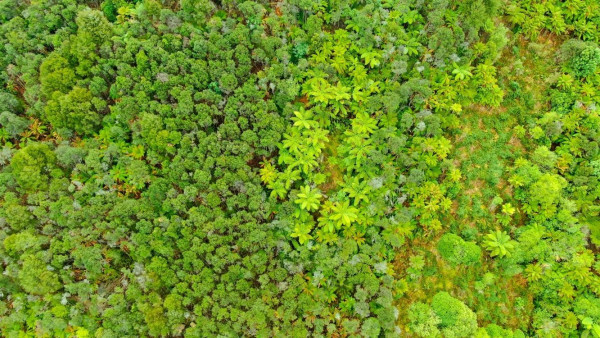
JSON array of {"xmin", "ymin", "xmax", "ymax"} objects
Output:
[{"xmin": 1, "ymin": 0, "xmax": 600, "ymax": 336}]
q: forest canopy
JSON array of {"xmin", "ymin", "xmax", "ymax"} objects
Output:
[{"xmin": 1, "ymin": 0, "xmax": 600, "ymax": 337}]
